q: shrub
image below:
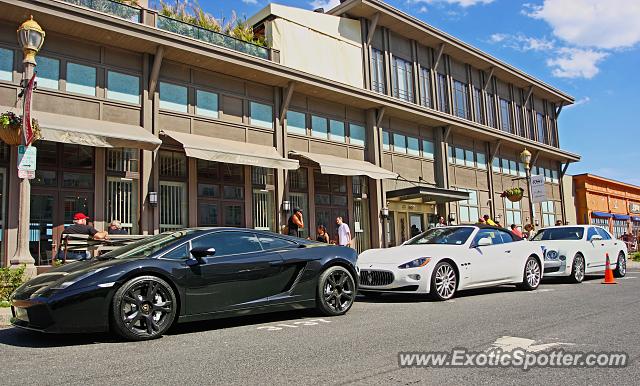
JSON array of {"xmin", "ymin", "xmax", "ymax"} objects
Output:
[{"xmin": 0, "ymin": 265, "xmax": 26, "ymax": 302}]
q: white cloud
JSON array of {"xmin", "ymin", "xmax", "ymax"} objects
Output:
[
  {"xmin": 242, "ymin": 0, "xmax": 258, "ymax": 4},
  {"xmin": 418, "ymin": 6, "xmax": 428, "ymax": 13},
  {"xmin": 488, "ymin": 33, "xmax": 555, "ymax": 51},
  {"xmin": 525, "ymin": 0, "xmax": 640, "ymax": 49},
  {"xmin": 309, "ymin": 0, "xmax": 340, "ymax": 10},
  {"xmin": 407, "ymin": 0, "xmax": 493, "ymax": 7},
  {"xmin": 564, "ymin": 96, "xmax": 590, "ymax": 108},
  {"xmin": 546, "ymin": 48, "xmax": 608, "ymax": 79}
]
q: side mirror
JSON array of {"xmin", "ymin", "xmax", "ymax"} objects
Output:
[
  {"xmin": 590, "ymin": 235, "xmax": 602, "ymax": 242},
  {"xmin": 190, "ymin": 247, "xmax": 216, "ymax": 264},
  {"xmin": 473, "ymin": 237, "xmax": 493, "ymax": 248}
]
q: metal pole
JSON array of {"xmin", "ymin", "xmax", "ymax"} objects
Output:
[
  {"xmin": 10, "ymin": 61, "xmax": 37, "ymax": 278},
  {"xmin": 526, "ymin": 166, "xmax": 535, "ymax": 230}
]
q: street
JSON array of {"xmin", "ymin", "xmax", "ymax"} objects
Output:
[{"xmin": 1, "ymin": 272, "xmax": 638, "ymax": 385}]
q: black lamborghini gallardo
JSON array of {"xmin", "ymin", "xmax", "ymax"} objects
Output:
[{"xmin": 11, "ymin": 228, "xmax": 358, "ymax": 340}]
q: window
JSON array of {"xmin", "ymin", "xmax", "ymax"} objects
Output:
[
  {"xmin": 518, "ymin": 162, "xmax": 527, "ymax": 177},
  {"xmin": 422, "ymin": 139, "xmax": 434, "ymax": 159},
  {"xmin": 0, "ymin": 47, "xmax": 12, "ymax": 81},
  {"xmin": 37, "ymin": 56, "xmax": 60, "ymax": 90},
  {"xmin": 464, "ymin": 149, "xmax": 474, "ymax": 167},
  {"xmin": 455, "ymin": 147, "xmax": 465, "ymax": 166},
  {"xmin": 288, "ymin": 167, "xmax": 309, "ymax": 238},
  {"xmin": 252, "ymin": 167, "xmax": 275, "ymax": 231},
  {"xmin": 586, "ymin": 227, "xmax": 599, "ymax": 241},
  {"xmin": 492, "ymin": 157, "xmax": 501, "ymax": 173},
  {"xmin": 196, "ymin": 90, "xmax": 218, "ymax": 118},
  {"xmin": 551, "ymin": 169, "xmax": 559, "ymax": 184},
  {"xmin": 370, "ymin": 48, "xmax": 386, "ymax": 93},
  {"xmin": 514, "ymin": 104, "xmax": 523, "ymax": 135},
  {"xmin": 286, "ymin": 110, "xmax": 306, "ymax": 135},
  {"xmin": 107, "ymin": 71, "xmax": 140, "ymax": 104},
  {"xmin": 473, "ymin": 87, "xmax": 484, "ymax": 124},
  {"xmin": 258, "ymin": 235, "xmax": 296, "ymax": 250},
  {"xmin": 473, "ymin": 229, "xmax": 507, "ymax": 246},
  {"xmin": 419, "ymin": 67, "xmax": 431, "ymax": 108},
  {"xmin": 66, "ymin": 62, "xmax": 96, "ymax": 96},
  {"xmin": 349, "ymin": 123, "xmax": 365, "ymax": 146},
  {"xmin": 541, "ymin": 201, "xmax": 556, "ymax": 227},
  {"xmin": 499, "ymin": 98, "xmax": 511, "ymax": 132},
  {"xmin": 329, "ymin": 120, "xmax": 345, "ymax": 142},
  {"xmin": 476, "ymin": 152, "xmax": 486, "ymax": 170},
  {"xmin": 106, "ymin": 148, "xmax": 140, "ymax": 234},
  {"xmin": 453, "ymin": 80, "xmax": 469, "ymax": 119},
  {"xmin": 436, "ymin": 73, "xmax": 449, "ymax": 113},
  {"xmin": 596, "ymin": 227, "xmax": 613, "ymax": 240},
  {"xmin": 458, "ymin": 189, "xmax": 479, "ymax": 224},
  {"xmin": 250, "ymin": 101, "xmax": 273, "ymax": 129},
  {"xmin": 192, "ymin": 232, "xmax": 262, "ymax": 256},
  {"xmin": 407, "ymin": 136, "xmax": 419, "ymax": 156},
  {"xmin": 197, "ymin": 160, "xmax": 244, "ymax": 227},
  {"xmin": 526, "ymin": 108, "xmax": 536, "ymax": 140},
  {"xmin": 159, "ymin": 82, "xmax": 188, "ymax": 113},
  {"xmin": 536, "ymin": 112, "xmax": 547, "ymax": 144},
  {"xmin": 450, "ymin": 146, "xmax": 480, "ymax": 168},
  {"xmin": 505, "ymin": 199, "xmax": 522, "ymax": 226},
  {"xmin": 509, "ymin": 160, "xmax": 518, "ymax": 176},
  {"xmin": 162, "ymin": 243, "xmax": 190, "ymax": 260},
  {"xmin": 311, "ymin": 115, "xmax": 328, "ymax": 139},
  {"xmin": 393, "ymin": 133, "xmax": 407, "ymax": 154},
  {"xmin": 392, "ymin": 56, "xmax": 413, "ymax": 102},
  {"xmin": 382, "ymin": 130, "xmax": 390, "ymax": 150},
  {"xmin": 486, "ymin": 93, "xmax": 497, "ymax": 128}
]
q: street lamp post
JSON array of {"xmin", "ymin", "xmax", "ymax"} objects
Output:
[
  {"xmin": 520, "ymin": 148, "xmax": 535, "ymax": 228},
  {"xmin": 10, "ymin": 16, "xmax": 45, "ymax": 278}
]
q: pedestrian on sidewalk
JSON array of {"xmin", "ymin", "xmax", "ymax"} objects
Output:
[
  {"xmin": 336, "ymin": 217, "xmax": 352, "ymax": 247},
  {"xmin": 286, "ymin": 207, "xmax": 304, "ymax": 237}
]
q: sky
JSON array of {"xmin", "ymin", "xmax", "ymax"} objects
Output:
[{"xmin": 198, "ymin": 0, "xmax": 640, "ymax": 184}]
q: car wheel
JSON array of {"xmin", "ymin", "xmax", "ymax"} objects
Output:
[
  {"xmin": 317, "ymin": 266, "xmax": 356, "ymax": 316},
  {"xmin": 430, "ymin": 261, "xmax": 457, "ymax": 301},
  {"xmin": 614, "ymin": 252, "xmax": 627, "ymax": 278},
  {"xmin": 519, "ymin": 256, "xmax": 541, "ymax": 291},
  {"xmin": 568, "ymin": 254, "xmax": 585, "ymax": 283},
  {"xmin": 111, "ymin": 275, "xmax": 177, "ymax": 341}
]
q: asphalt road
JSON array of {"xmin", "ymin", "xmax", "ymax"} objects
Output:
[{"xmin": 1, "ymin": 271, "xmax": 638, "ymax": 385}]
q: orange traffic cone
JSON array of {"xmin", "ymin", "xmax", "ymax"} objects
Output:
[{"xmin": 603, "ymin": 253, "xmax": 617, "ymax": 284}]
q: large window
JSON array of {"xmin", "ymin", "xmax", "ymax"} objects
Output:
[
  {"xmin": 196, "ymin": 160, "xmax": 245, "ymax": 228},
  {"xmin": 252, "ymin": 167, "xmax": 275, "ymax": 232},
  {"xmin": 0, "ymin": 47, "xmax": 13, "ymax": 81},
  {"xmin": 288, "ymin": 168, "xmax": 309, "ymax": 238},
  {"xmin": 473, "ymin": 87, "xmax": 484, "ymax": 124},
  {"xmin": 66, "ymin": 62, "xmax": 96, "ymax": 96},
  {"xmin": 453, "ymin": 80, "xmax": 469, "ymax": 119},
  {"xmin": 249, "ymin": 101, "xmax": 273, "ymax": 129},
  {"xmin": 392, "ymin": 56, "xmax": 413, "ymax": 102},
  {"xmin": 159, "ymin": 82, "xmax": 188, "ymax": 113},
  {"xmin": 349, "ymin": 123, "xmax": 365, "ymax": 146},
  {"xmin": 370, "ymin": 48, "xmax": 386, "ymax": 93},
  {"xmin": 159, "ymin": 151, "xmax": 188, "ymax": 232},
  {"xmin": 536, "ymin": 112, "xmax": 547, "ymax": 144},
  {"xmin": 448, "ymin": 146, "xmax": 484, "ymax": 169},
  {"xmin": 37, "ymin": 56, "xmax": 60, "ymax": 90},
  {"xmin": 422, "ymin": 139, "xmax": 434, "ymax": 159},
  {"xmin": 505, "ymin": 198, "xmax": 522, "ymax": 226},
  {"xmin": 329, "ymin": 120, "xmax": 346, "ymax": 142},
  {"xmin": 499, "ymin": 98, "xmax": 511, "ymax": 132},
  {"xmin": 196, "ymin": 90, "xmax": 219, "ymax": 118},
  {"xmin": 106, "ymin": 148, "xmax": 140, "ymax": 234},
  {"xmin": 419, "ymin": 67, "xmax": 431, "ymax": 108},
  {"xmin": 541, "ymin": 201, "xmax": 556, "ymax": 227},
  {"xmin": 436, "ymin": 73, "xmax": 449, "ymax": 113},
  {"xmin": 382, "ymin": 130, "xmax": 390, "ymax": 150},
  {"xmin": 311, "ymin": 115, "xmax": 328, "ymax": 139},
  {"xmin": 393, "ymin": 133, "xmax": 407, "ymax": 154},
  {"xmin": 458, "ymin": 189, "xmax": 479, "ymax": 224},
  {"xmin": 314, "ymin": 171, "xmax": 348, "ymax": 240},
  {"xmin": 107, "ymin": 71, "xmax": 140, "ymax": 104},
  {"xmin": 286, "ymin": 110, "xmax": 307, "ymax": 135},
  {"xmin": 352, "ymin": 176, "xmax": 370, "ymax": 253}
]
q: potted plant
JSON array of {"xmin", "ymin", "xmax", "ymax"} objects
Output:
[
  {"xmin": 0, "ymin": 111, "xmax": 42, "ymax": 146},
  {"xmin": 501, "ymin": 187, "xmax": 524, "ymax": 202}
]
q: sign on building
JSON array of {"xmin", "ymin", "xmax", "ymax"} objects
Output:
[
  {"xmin": 530, "ymin": 174, "xmax": 546, "ymax": 203},
  {"xmin": 630, "ymin": 202, "xmax": 640, "ymax": 214}
]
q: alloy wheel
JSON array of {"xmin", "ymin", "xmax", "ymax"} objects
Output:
[
  {"xmin": 617, "ymin": 253, "xmax": 626, "ymax": 277},
  {"xmin": 322, "ymin": 269, "xmax": 355, "ymax": 313},
  {"xmin": 526, "ymin": 259, "xmax": 541, "ymax": 288},
  {"xmin": 435, "ymin": 263, "xmax": 456, "ymax": 299},
  {"xmin": 574, "ymin": 256, "xmax": 585, "ymax": 282},
  {"xmin": 120, "ymin": 279, "xmax": 174, "ymax": 337}
]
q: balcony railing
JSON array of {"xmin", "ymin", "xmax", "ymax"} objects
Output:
[
  {"xmin": 156, "ymin": 15, "xmax": 270, "ymax": 60},
  {"xmin": 62, "ymin": 0, "xmax": 141, "ymax": 23}
]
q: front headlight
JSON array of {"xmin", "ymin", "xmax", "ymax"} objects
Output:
[
  {"xmin": 398, "ymin": 257, "xmax": 431, "ymax": 269},
  {"xmin": 545, "ymin": 250, "xmax": 559, "ymax": 260}
]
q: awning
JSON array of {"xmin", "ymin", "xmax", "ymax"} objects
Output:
[
  {"xmin": 289, "ymin": 151, "xmax": 397, "ymax": 180},
  {"xmin": 612, "ymin": 214, "xmax": 630, "ymax": 221},
  {"xmin": 591, "ymin": 211, "xmax": 612, "ymax": 218},
  {"xmin": 25, "ymin": 108, "xmax": 161, "ymax": 151},
  {"xmin": 162, "ymin": 130, "xmax": 299, "ymax": 170},
  {"xmin": 386, "ymin": 186, "xmax": 470, "ymax": 204},
  {"xmin": 632, "ymin": 216, "xmax": 640, "ymax": 222}
]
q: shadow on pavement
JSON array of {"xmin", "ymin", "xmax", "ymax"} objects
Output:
[
  {"xmin": 357, "ymin": 285, "xmax": 522, "ymax": 303},
  {"xmin": 0, "ymin": 327, "xmax": 117, "ymax": 348}
]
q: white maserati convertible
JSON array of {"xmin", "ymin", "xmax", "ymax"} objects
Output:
[
  {"xmin": 357, "ymin": 225, "xmax": 543, "ymax": 300},
  {"xmin": 530, "ymin": 225, "xmax": 627, "ymax": 283}
]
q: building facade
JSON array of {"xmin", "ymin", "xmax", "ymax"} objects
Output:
[
  {"xmin": 573, "ymin": 174, "xmax": 640, "ymax": 239},
  {"xmin": 0, "ymin": 0, "xmax": 579, "ymax": 266}
]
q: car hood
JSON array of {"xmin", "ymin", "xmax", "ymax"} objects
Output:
[
  {"xmin": 358, "ymin": 244, "xmax": 463, "ymax": 265},
  {"xmin": 11, "ymin": 258, "xmax": 133, "ymax": 300}
]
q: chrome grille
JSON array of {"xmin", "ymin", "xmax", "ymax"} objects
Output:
[{"xmin": 359, "ymin": 270, "xmax": 394, "ymax": 286}]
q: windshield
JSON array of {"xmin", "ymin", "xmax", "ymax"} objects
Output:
[
  {"xmin": 405, "ymin": 227, "xmax": 475, "ymax": 246},
  {"xmin": 98, "ymin": 230, "xmax": 196, "ymax": 260},
  {"xmin": 532, "ymin": 227, "xmax": 584, "ymax": 241}
]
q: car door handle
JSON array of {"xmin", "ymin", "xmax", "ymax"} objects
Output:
[{"xmin": 504, "ymin": 250, "xmax": 511, "ymax": 254}]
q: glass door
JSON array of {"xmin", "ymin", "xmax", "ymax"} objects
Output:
[
  {"xmin": 409, "ymin": 213, "xmax": 425, "ymax": 238},
  {"xmin": 30, "ymin": 192, "xmax": 56, "ymax": 265}
]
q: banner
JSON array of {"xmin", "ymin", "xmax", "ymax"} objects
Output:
[
  {"xmin": 530, "ymin": 175, "xmax": 547, "ymax": 203},
  {"xmin": 22, "ymin": 72, "xmax": 37, "ymax": 145}
]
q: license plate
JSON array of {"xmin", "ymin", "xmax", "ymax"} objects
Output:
[{"xmin": 14, "ymin": 307, "xmax": 29, "ymax": 322}]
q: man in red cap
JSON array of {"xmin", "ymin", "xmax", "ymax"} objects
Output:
[{"xmin": 58, "ymin": 213, "xmax": 108, "ymax": 260}]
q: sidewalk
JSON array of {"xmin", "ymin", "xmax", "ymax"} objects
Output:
[
  {"xmin": 628, "ymin": 260, "xmax": 640, "ymax": 270},
  {"xmin": 0, "ymin": 307, "xmax": 11, "ymax": 327}
]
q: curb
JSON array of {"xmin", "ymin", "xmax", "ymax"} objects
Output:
[
  {"xmin": 0, "ymin": 307, "xmax": 11, "ymax": 327},
  {"xmin": 627, "ymin": 260, "xmax": 640, "ymax": 270}
]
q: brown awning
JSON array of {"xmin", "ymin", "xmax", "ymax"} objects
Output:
[
  {"xmin": 289, "ymin": 150, "xmax": 397, "ymax": 180},
  {"xmin": 162, "ymin": 130, "xmax": 299, "ymax": 170}
]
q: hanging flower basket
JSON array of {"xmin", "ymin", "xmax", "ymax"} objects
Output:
[
  {"xmin": 0, "ymin": 111, "xmax": 41, "ymax": 145},
  {"xmin": 501, "ymin": 187, "xmax": 524, "ymax": 202}
]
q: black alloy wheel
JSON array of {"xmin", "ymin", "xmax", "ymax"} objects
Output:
[
  {"xmin": 112, "ymin": 276, "xmax": 177, "ymax": 341},
  {"xmin": 317, "ymin": 266, "xmax": 356, "ymax": 316},
  {"xmin": 614, "ymin": 252, "xmax": 627, "ymax": 278},
  {"xmin": 569, "ymin": 254, "xmax": 585, "ymax": 283}
]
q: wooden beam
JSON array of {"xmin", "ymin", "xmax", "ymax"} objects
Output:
[
  {"xmin": 279, "ymin": 81, "xmax": 295, "ymax": 123},
  {"xmin": 376, "ymin": 107, "xmax": 386, "ymax": 128},
  {"xmin": 148, "ymin": 45, "xmax": 165, "ymax": 97},
  {"xmin": 524, "ymin": 85, "xmax": 534, "ymax": 106},
  {"xmin": 560, "ymin": 161, "xmax": 571, "ymax": 177},
  {"xmin": 366, "ymin": 12, "xmax": 380, "ymax": 46},
  {"xmin": 443, "ymin": 126, "xmax": 452, "ymax": 142},
  {"xmin": 531, "ymin": 150, "xmax": 540, "ymax": 169},
  {"xmin": 433, "ymin": 43, "xmax": 445, "ymax": 70},
  {"xmin": 490, "ymin": 140, "xmax": 502, "ymax": 161},
  {"xmin": 483, "ymin": 67, "xmax": 495, "ymax": 91},
  {"xmin": 556, "ymin": 102, "xmax": 564, "ymax": 118}
]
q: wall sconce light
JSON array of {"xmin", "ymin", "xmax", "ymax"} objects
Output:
[
  {"xmin": 535, "ymin": 219, "xmax": 540, "ymax": 227},
  {"xmin": 380, "ymin": 207, "xmax": 389, "ymax": 219},
  {"xmin": 448, "ymin": 212, "xmax": 456, "ymax": 224},
  {"xmin": 282, "ymin": 200, "xmax": 291, "ymax": 212},
  {"xmin": 149, "ymin": 191, "xmax": 158, "ymax": 207}
]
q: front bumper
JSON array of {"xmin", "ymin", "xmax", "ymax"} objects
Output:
[
  {"xmin": 358, "ymin": 265, "xmax": 430, "ymax": 293},
  {"xmin": 543, "ymin": 259, "xmax": 569, "ymax": 276}
]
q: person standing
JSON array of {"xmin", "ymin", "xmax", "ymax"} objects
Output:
[
  {"xmin": 316, "ymin": 225, "xmax": 330, "ymax": 243},
  {"xmin": 435, "ymin": 216, "xmax": 446, "ymax": 228},
  {"xmin": 287, "ymin": 208, "xmax": 304, "ymax": 237},
  {"xmin": 336, "ymin": 217, "xmax": 352, "ymax": 247}
]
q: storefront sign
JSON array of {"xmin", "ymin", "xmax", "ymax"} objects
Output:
[
  {"xmin": 18, "ymin": 169, "xmax": 35, "ymax": 179},
  {"xmin": 17, "ymin": 145, "xmax": 37, "ymax": 172},
  {"xmin": 530, "ymin": 175, "xmax": 546, "ymax": 203},
  {"xmin": 629, "ymin": 203, "xmax": 640, "ymax": 214}
]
